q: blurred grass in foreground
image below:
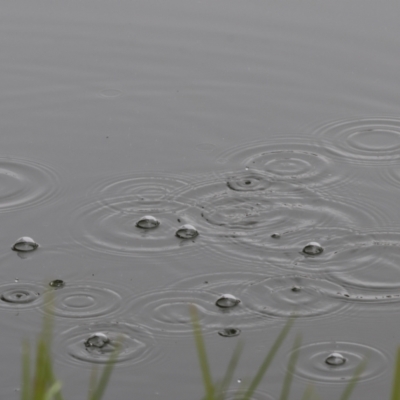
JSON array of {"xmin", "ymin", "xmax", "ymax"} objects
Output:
[
  {"xmin": 20, "ymin": 292, "xmax": 119, "ymax": 400},
  {"xmin": 190, "ymin": 304, "xmax": 367, "ymax": 400}
]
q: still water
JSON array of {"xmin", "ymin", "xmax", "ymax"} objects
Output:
[{"xmin": 2, "ymin": 0, "xmax": 400, "ymax": 398}]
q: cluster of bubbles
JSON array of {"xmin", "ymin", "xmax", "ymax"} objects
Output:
[{"xmin": 135, "ymin": 215, "xmax": 199, "ymax": 240}]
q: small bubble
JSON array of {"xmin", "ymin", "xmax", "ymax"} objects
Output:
[
  {"xmin": 12, "ymin": 237, "xmax": 39, "ymax": 252},
  {"xmin": 325, "ymin": 352, "xmax": 346, "ymax": 366},
  {"xmin": 49, "ymin": 279, "xmax": 65, "ymax": 289},
  {"xmin": 218, "ymin": 328, "xmax": 241, "ymax": 337},
  {"xmin": 216, "ymin": 294, "xmax": 241, "ymax": 308},
  {"xmin": 237, "ymin": 379, "xmax": 242, "ymax": 383},
  {"xmin": 302, "ymin": 241, "xmax": 324, "ymax": 255},
  {"xmin": 291, "ymin": 286, "xmax": 301, "ymax": 292},
  {"xmin": 84, "ymin": 332, "xmax": 110, "ymax": 349},
  {"xmin": 175, "ymin": 224, "xmax": 199, "ymax": 239},
  {"xmin": 136, "ymin": 215, "xmax": 160, "ymax": 229},
  {"xmin": 271, "ymin": 233, "xmax": 281, "ymax": 239}
]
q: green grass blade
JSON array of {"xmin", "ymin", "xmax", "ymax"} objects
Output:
[
  {"xmin": 190, "ymin": 304, "xmax": 215, "ymax": 400},
  {"xmin": 338, "ymin": 356, "xmax": 367, "ymax": 400},
  {"xmin": 88, "ymin": 344, "xmax": 121, "ymax": 400},
  {"xmin": 278, "ymin": 333, "xmax": 301, "ymax": 400},
  {"xmin": 391, "ymin": 347, "xmax": 400, "ymax": 400},
  {"xmin": 215, "ymin": 341, "xmax": 244, "ymax": 400},
  {"xmin": 21, "ymin": 340, "xmax": 30, "ymax": 400},
  {"xmin": 242, "ymin": 318, "xmax": 294, "ymax": 400},
  {"xmin": 43, "ymin": 381, "xmax": 62, "ymax": 400},
  {"xmin": 300, "ymin": 385, "xmax": 318, "ymax": 400}
]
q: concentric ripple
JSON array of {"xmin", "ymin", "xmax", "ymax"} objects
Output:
[
  {"xmin": 240, "ymin": 276, "xmax": 348, "ymax": 319},
  {"xmin": 123, "ymin": 289, "xmax": 249, "ymax": 337},
  {"xmin": 285, "ymin": 341, "xmax": 388, "ymax": 383},
  {"xmin": 69, "ymin": 172, "xmax": 201, "ymax": 257},
  {"xmin": 69, "ymin": 198, "xmax": 201, "ymax": 257},
  {"xmin": 0, "ymin": 282, "xmax": 45, "ymax": 309},
  {"xmin": 316, "ymin": 231, "xmax": 400, "ymax": 303},
  {"xmin": 176, "ymin": 175, "xmax": 387, "ymax": 265},
  {"xmin": 171, "ymin": 272, "xmax": 341, "ymax": 328},
  {"xmin": 311, "ymin": 117, "xmax": 400, "ymax": 164},
  {"xmin": 217, "ymin": 136, "xmax": 351, "ymax": 190},
  {"xmin": 0, "ymin": 158, "xmax": 62, "ymax": 212},
  {"xmin": 91, "ymin": 172, "xmax": 190, "ymax": 212},
  {"xmin": 56, "ymin": 321, "xmax": 157, "ymax": 367},
  {"xmin": 43, "ymin": 282, "xmax": 124, "ymax": 319}
]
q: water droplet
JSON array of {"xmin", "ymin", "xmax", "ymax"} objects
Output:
[
  {"xmin": 291, "ymin": 286, "xmax": 301, "ymax": 292},
  {"xmin": 218, "ymin": 328, "xmax": 241, "ymax": 337},
  {"xmin": 84, "ymin": 332, "xmax": 110, "ymax": 349},
  {"xmin": 302, "ymin": 242, "xmax": 323, "ymax": 255},
  {"xmin": 49, "ymin": 279, "xmax": 65, "ymax": 289},
  {"xmin": 325, "ymin": 352, "xmax": 346, "ymax": 366},
  {"xmin": 237, "ymin": 379, "xmax": 242, "ymax": 383},
  {"xmin": 216, "ymin": 294, "xmax": 241, "ymax": 308},
  {"xmin": 175, "ymin": 224, "xmax": 199, "ymax": 239},
  {"xmin": 271, "ymin": 233, "xmax": 281, "ymax": 239},
  {"xmin": 136, "ymin": 215, "xmax": 160, "ymax": 229},
  {"xmin": 12, "ymin": 237, "xmax": 39, "ymax": 252}
]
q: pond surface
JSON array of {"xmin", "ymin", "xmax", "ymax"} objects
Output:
[{"xmin": 1, "ymin": 1, "xmax": 400, "ymax": 399}]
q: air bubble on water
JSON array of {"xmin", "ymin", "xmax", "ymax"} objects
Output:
[
  {"xmin": 216, "ymin": 294, "xmax": 241, "ymax": 308},
  {"xmin": 136, "ymin": 215, "xmax": 160, "ymax": 229},
  {"xmin": 302, "ymin": 241, "xmax": 324, "ymax": 255},
  {"xmin": 218, "ymin": 328, "xmax": 241, "ymax": 337},
  {"xmin": 325, "ymin": 352, "xmax": 346, "ymax": 366},
  {"xmin": 175, "ymin": 224, "xmax": 199, "ymax": 239},
  {"xmin": 12, "ymin": 237, "xmax": 39, "ymax": 252},
  {"xmin": 84, "ymin": 332, "xmax": 110, "ymax": 349},
  {"xmin": 271, "ymin": 233, "xmax": 281, "ymax": 239},
  {"xmin": 49, "ymin": 279, "xmax": 65, "ymax": 289},
  {"xmin": 291, "ymin": 286, "xmax": 301, "ymax": 292}
]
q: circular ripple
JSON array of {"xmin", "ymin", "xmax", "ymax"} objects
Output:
[
  {"xmin": 312, "ymin": 117, "xmax": 400, "ymax": 165},
  {"xmin": 91, "ymin": 172, "xmax": 190, "ymax": 212},
  {"xmin": 0, "ymin": 158, "xmax": 61, "ymax": 212},
  {"xmin": 43, "ymin": 283, "xmax": 124, "ymax": 319},
  {"xmin": 241, "ymin": 276, "xmax": 348, "ymax": 319},
  {"xmin": 319, "ymin": 231, "xmax": 400, "ymax": 299},
  {"xmin": 217, "ymin": 136, "xmax": 350, "ymax": 189},
  {"xmin": 0, "ymin": 282, "xmax": 45, "ymax": 309},
  {"xmin": 285, "ymin": 341, "xmax": 388, "ymax": 383},
  {"xmin": 176, "ymin": 176, "xmax": 387, "ymax": 265},
  {"xmin": 124, "ymin": 288, "xmax": 252, "ymax": 337},
  {"xmin": 69, "ymin": 198, "xmax": 201, "ymax": 257},
  {"xmin": 57, "ymin": 321, "xmax": 156, "ymax": 367}
]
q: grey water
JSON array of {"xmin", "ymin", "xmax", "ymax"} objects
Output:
[{"xmin": 2, "ymin": 1, "xmax": 400, "ymax": 399}]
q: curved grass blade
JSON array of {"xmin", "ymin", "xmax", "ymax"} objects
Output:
[
  {"xmin": 190, "ymin": 304, "xmax": 215, "ymax": 400},
  {"xmin": 215, "ymin": 341, "xmax": 244, "ymax": 400},
  {"xmin": 338, "ymin": 356, "xmax": 367, "ymax": 400},
  {"xmin": 278, "ymin": 333, "xmax": 301, "ymax": 400},
  {"xmin": 242, "ymin": 318, "xmax": 294, "ymax": 400},
  {"xmin": 21, "ymin": 340, "xmax": 30, "ymax": 400},
  {"xmin": 88, "ymin": 342, "xmax": 121, "ymax": 400}
]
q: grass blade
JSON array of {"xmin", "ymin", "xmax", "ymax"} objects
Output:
[
  {"xmin": 338, "ymin": 356, "xmax": 367, "ymax": 400},
  {"xmin": 21, "ymin": 340, "xmax": 30, "ymax": 400},
  {"xmin": 391, "ymin": 347, "xmax": 400, "ymax": 400},
  {"xmin": 242, "ymin": 318, "xmax": 294, "ymax": 400},
  {"xmin": 190, "ymin": 304, "xmax": 215, "ymax": 400},
  {"xmin": 88, "ymin": 343, "xmax": 121, "ymax": 400},
  {"xmin": 278, "ymin": 333, "xmax": 301, "ymax": 400},
  {"xmin": 215, "ymin": 341, "xmax": 244, "ymax": 400},
  {"xmin": 43, "ymin": 381, "xmax": 62, "ymax": 400}
]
